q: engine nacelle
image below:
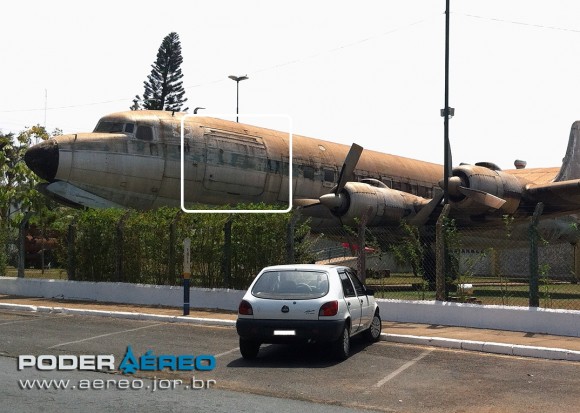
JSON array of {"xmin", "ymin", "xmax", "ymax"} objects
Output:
[
  {"xmin": 449, "ymin": 165, "xmax": 524, "ymax": 215},
  {"xmin": 326, "ymin": 181, "xmax": 428, "ymax": 227}
]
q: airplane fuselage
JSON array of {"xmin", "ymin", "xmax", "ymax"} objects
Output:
[
  {"xmin": 27, "ymin": 110, "xmax": 580, "ymax": 237},
  {"xmin": 31, "ymin": 111, "xmax": 443, "ymax": 209}
]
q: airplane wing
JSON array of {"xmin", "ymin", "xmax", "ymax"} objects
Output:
[
  {"xmin": 524, "ymin": 179, "xmax": 580, "ymax": 213},
  {"xmin": 38, "ymin": 181, "xmax": 123, "ymax": 209}
]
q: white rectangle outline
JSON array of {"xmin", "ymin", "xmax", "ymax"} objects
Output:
[{"xmin": 180, "ymin": 113, "xmax": 293, "ymax": 214}]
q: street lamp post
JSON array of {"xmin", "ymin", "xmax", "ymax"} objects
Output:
[{"xmin": 228, "ymin": 75, "xmax": 248, "ymax": 122}]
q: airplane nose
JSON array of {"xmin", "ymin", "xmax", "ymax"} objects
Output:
[{"xmin": 24, "ymin": 139, "xmax": 59, "ymax": 182}]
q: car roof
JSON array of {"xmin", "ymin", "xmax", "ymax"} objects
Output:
[{"xmin": 259, "ymin": 264, "xmax": 350, "ymax": 272}]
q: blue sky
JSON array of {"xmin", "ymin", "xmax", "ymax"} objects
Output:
[{"xmin": 2, "ymin": 0, "xmax": 580, "ymax": 170}]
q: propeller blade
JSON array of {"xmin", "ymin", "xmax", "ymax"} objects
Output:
[
  {"xmin": 335, "ymin": 143, "xmax": 363, "ymax": 194},
  {"xmin": 445, "ymin": 136, "xmax": 453, "ymax": 179},
  {"xmin": 458, "ymin": 186, "xmax": 506, "ymax": 210},
  {"xmin": 408, "ymin": 188, "xmax": 444, "ymax": 226},
  {"xmin": 296, "ymin": 202, "xmax": 336, "ymax": 220},
  {"xmin": 293, "ymin": 198, "xmax": 320, "ymax": 208}
]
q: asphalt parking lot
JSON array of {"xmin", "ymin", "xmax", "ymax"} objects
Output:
[{"xmin": 1, "ymin": 309, "xmax": 579, "ymax": 413}]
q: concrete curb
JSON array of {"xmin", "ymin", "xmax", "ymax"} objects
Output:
[
  {"xmin": 0, "ymin": 303, "xmax": 236, "ymax": 327},
  {"xmin": 382, "ymin": 333, "xmax": 580, "ymax": 362},
  {"xmin": 2, "ymin": 278, "xmax": 579, "ymax": 336},
  {"xmin": 2, "ymin": 303, "xmax": 579, "ymax": 362}
]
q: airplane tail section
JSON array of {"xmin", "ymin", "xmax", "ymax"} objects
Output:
[{"xmin": 554, "ymin": 121, "xmax": 580, "ymax": 182}]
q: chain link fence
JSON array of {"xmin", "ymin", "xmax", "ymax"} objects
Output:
[
  {"xmin": 4, "ymin": 207, "xmax": 580, "ymax": 311},
  {"xmin": 313, "ymin": 222, "xmax": 580, "ymax": 310},
  {"xmin": 5, "ymin": 208, "xmax": 316, "ymax": 290}
]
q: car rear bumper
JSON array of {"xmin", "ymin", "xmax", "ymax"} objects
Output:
[{"xmin": 236, "ymin": 318, "xmax": 345, "ymax": 343}]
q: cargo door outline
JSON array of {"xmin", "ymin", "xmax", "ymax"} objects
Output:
[{"xmin": 203, "ymin": 135, "xmax": 267, "ymax": 196}]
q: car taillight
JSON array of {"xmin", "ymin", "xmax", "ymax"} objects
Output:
[
  {"xmin": 319, "ymin": 300, "xmax": 338, "ymax": 317},
  {"xmin": 238, "ymin": 300, "xmax": 253, "ymax": 315}
]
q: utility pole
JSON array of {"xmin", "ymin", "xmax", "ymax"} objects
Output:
[
  {"xmin": 442, "ymin": 0, "xmax": 454, "ymax": 205},
  {"xmin": 228, "ymin": 75, "xmax": 248, "ymax": 122},
  {"xmin": 437, "ymin": 0, "xmax": 454, "ymax": 301}
]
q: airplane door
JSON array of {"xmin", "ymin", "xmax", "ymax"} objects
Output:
[
  {"xmin": 339, "ymin": 270, "xmax": 362, "ymax": 333},
  {"xmin": 203, "ymin": 135, "xmax": 267, "ymax": 197}
]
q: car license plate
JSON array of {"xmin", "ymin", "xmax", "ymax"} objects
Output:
[{"xmin": 274, "ymin": 330, "xmax": 296, "ymax": 336}]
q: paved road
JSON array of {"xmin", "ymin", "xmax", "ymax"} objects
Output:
[{"xmin": 1, "ymin": 309, "xmax": 579, "ymax": 412}]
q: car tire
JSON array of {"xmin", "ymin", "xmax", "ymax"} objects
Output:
[
  {"xmin": 239, "ymin": 338, "xmax": 260, "ymax": 360},
  {"xmin": 333, "ymin": 323, "xmax": 350, "ymax": 360},
  {"xmin": 365, "ymin": 311, "xmax": 382, "ymax": 343}
]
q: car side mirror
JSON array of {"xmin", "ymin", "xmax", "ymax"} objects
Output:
[{"xmin": 365, "ymin": 288, "xmax": 375, "ymax": 296}]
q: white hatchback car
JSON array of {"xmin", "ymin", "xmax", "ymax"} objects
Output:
[{"xmin": 236, "ymin": 264, "xmax": 382, "ymax": 360}]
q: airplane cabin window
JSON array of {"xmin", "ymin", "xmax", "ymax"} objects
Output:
[
  {"xmin": 303, "ymin": 166, "xmax": 315, "ymax": 180},
  {"xmin": 268, "ymin": 159, "xmax": 281, "ymax": 173},
  {"xmin": 323, "ymin": 169, "xmax": 334, "ymax": 182},
  {"xmin": 95, "ymin": 121, "xmax": 125, "ymax": 133},
  {"xmin": 136, "ymin": 125, "xmax": 153, "ymax": 141}
]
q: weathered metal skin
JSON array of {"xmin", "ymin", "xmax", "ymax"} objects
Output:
[
  {"xmin": 448, "ymin": 165, "xmax": 524, "ymax": 216},
  {"xmin": 23, "ymin": 111, "xmax": 580, "ymax": 232},
  {"xmin": 26, "ymin": 110, "xmax": 443, "ymax": 210}
]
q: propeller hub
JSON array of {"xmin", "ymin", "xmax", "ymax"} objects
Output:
[
  {"xmin": 447, "ymin": 176, "xmax": 462, "ymax": 196},
  {"xmin": 319, "ymin": 193, "xmax": 345, "ymax": 212}
]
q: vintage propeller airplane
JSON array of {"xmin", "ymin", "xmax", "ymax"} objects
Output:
[{"xmin": 23, "ymin": 110, "xmax": 580, "ymax": 240}]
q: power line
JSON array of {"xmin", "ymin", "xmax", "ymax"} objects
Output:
[
  {"xmin": 457, "ymin": 12, "xmax": 580, "ymax": 34},
  {"xmin": 0, "ymin": 98, "xmax": 130, "ymax": 114},
  {"xmin": 249, "ymin": 16, "xmax": 435, "ymax": 76},
  {"xmin": 181, "ymin": 16, "xmax": 435, "ymax": 89},
  {"xmin": 4, "ymin": 12, "xmax": 578, "ymax": 115},
  {"xmin": 0, "ymin": 15, "xmax": 436, "ymax": 114}
]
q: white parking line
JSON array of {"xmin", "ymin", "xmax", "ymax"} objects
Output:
[
  {"xmin": 48, "ymin": 323, "xmax": 164, "ymax": 349},
  {"xmin": 373, "ymin": 349, "xmax": 433, "ymax": 388},
  {"xmin": 214, "ymin": 347, "xmax": 240, "ymax": 358},
  {"xmin": 0, "ymin": 317, "xmax": 46, "ymax": 326}
]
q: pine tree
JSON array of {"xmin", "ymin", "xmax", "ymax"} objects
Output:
[{"xmin": 138, "ymin": 32, "xmax": 188, "ymax": 112}]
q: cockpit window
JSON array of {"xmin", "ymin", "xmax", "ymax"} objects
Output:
[
  {"xmin": 124, "ymin": 123, "xmax": 135, "ymax": 133},
  {"xmin": 136, "ymin": 125, "xmax": 153, "ymax": 141},
  {"xmin": 94, "ymin": 121, "xmax": 125, "ymax": 133}
]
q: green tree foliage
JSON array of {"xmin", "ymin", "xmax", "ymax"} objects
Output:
[
  {"xmin": 63, "ymin": 205, "xmax": 314, "ymax": 288},
  {"xmin": 388, "ymin": 222, "xmax": 424, "ymax": 278},
  {"xmin": 0, "ymin": 126, "xmax": 61, "ymax": 275},
  {"xmin": 136, "ymin": 32, "xmax": 188, "ymax": 112},
  {"xmin": 74, "ymin": 209, "xmax": 125, "ymax": 282}
]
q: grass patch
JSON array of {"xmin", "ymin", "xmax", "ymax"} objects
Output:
[
  {"xmin": 375, "ymin": 281, "xmax": 580, "ymax": 310},
  {"xmin": 3, "ymin": 267, "xmax": 67, "ymax": 280}
]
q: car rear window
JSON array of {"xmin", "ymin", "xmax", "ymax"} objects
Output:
[{"xmin": 251, "ymin": 270, "xmax": 329, "ymax": 300}]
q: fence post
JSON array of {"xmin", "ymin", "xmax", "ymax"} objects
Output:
[
  {"xmin": 435, "ymin": 204, "xmax": 450, "ymax": 301},
  {"xmin": 17, "ymin": 211, "xmax": 32, "ymax": 278},
  {"xmin": 357, "ymin": 207, "xmax": 372, "ymax": 283},
  {"xmin": 67, "ymin": 218, "xmax": 77, "ymax": 280},
  {"xmin": 168, "ymin": 211, "xmax": 182, "ymax": 284},
  {"xmin": 183, "ymin": 237, "xmax": 191, "ymax": 316},
  {"xmin": 573, "ymin": 243, "xmax": 580, "ymax": 284},
  {"xmin": 529, "ymin": 202, "xmax": 544, "ymax": 307},
  {"xmin": 286, "ymin": 211, "xmax": 301, "ymax": 264},
  {"xmin": 114, "ymin": 211, "xmax": 132, "ymax": 283},
  {"xmin": 221, "ymin": 217, "xmax": 232, "ymax": 288}
]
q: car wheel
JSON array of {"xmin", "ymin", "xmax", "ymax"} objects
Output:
[
  {"xmin": 333, "ymin": 323, "xmax": 350, "ymax": 360},
  {"xmin": 239, "ymin": 338, "xmax": 260, "ymax": 360},
  {"xmin": 365, "ymin": 311, "xmax": 382, "ymax": 342}
]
